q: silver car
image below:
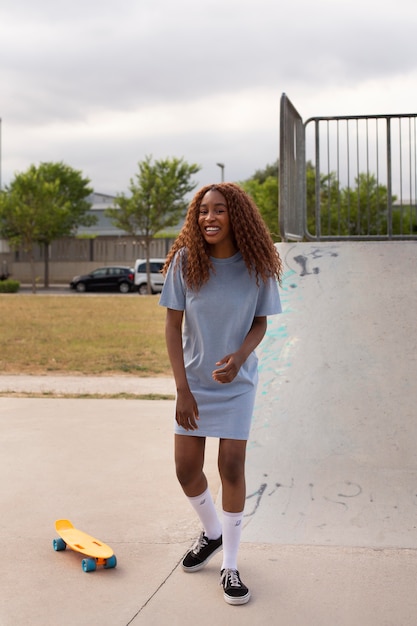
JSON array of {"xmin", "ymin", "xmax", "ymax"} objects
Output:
[{"xmin": 134, "ymin": 258, "xmax": 166, "ymax": 295}]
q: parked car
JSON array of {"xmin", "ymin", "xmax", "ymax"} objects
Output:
[
  {"xmin": 69, "ymin": 266, "xmax": 135, "ymax": 293},
  {"xmin": 134, "ymin": 258, "xmax": 166, "ymax": 295}
]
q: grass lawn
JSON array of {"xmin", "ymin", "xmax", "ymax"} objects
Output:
[{"xmin": 0, "ymin": 294, "xmax": 171, "ymax": 376}]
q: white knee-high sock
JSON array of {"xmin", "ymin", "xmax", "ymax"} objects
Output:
[
  {"xmin": 221, "ymin": 510, "xmax": 243, "ymax": 571},
  {"xmin": 187, "ymin": 488, "xmax": 222, "ymax": 540}
]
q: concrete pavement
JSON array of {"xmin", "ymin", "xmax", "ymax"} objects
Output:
[
  {"xmin": 0, "ymin": 374, "xmax": 176, "ymax": 398},
  {"xmin": 2, "ymin": 397, "xmax": 416, "ymax": 626},
  {"xmin": 1, "ymin": 241, "xmax": 417, "ymax": 625}
]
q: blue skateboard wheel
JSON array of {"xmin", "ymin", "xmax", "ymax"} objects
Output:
[
  {"xmin": 82, "ymin": 558, "xmax": 97, "ymax": 572},
  {"xmin": 104, "ymin": 555, "xmax": 117, "ymax": 569},
  {"xmin": 53, "ymin": 538, "xmax": 67, "ymax": 551}
]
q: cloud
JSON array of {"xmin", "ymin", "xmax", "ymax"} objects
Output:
[{"xmin": 1, "ymin": 0, "xmax": 417, "ymax": 193}]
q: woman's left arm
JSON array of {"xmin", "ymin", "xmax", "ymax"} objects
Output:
[{"xmin": 212, "ymin": 316, "xmax": 267, "ymax": 384}]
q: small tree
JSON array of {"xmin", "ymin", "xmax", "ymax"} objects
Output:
[
  {"xmin": 35, "ymin": 162, "xmax": 95, "ymax": 287},
  {"xmin": 251, "ymin": 160, "xmax": 279, "ymax": 183},
  {"xmin": 240, "ymin": 161, "xmax": 280, "ymax": 240},
  {"xmin": 240, "ymin": 176, "xmax": 279, "ymax": 241},
  {"xmin": 106, "ymin": 155, "xmax": 200, "ymax": 293},
  {"xmin": 306, "ymin": 164, "xmax": 395, "ymax": 237},
  {"xmin": 0, "ymin": 162, "xmax": 94, "ymax": 292},
  {"xmin": 340, "ymin": 173, "xmax": 392, "ymax": 236}
]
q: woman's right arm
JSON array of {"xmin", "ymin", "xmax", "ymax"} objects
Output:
[{"xmin": 165, "ymin": 308, "xmax": 199, "ymax": 431}]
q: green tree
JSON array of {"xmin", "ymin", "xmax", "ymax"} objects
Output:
[
  {"xmin": 305, "ymin": 164, "xmax": 393, "ymax": 238},
  {"xmin": 0, "ymin": 162, "xmax": 94, "ymax": 291},
  {"xmin": 106, "ymin": 155, "xmax": 200, "ymax": 293},
  {"xmin": 251, "ymin": 160, "xmax": 279, "ymax": 183},
  {"xmin": 240, "ymin": 176, "xmax": 279, "ymax": 240},
  {"xmin": 340, "ymin": 173, "xmax": 391, "ymax": 236},
  {"xmin": 392, "ymin": 203, "xmax": 417, "ymax": 235},
  {"xmin": 306, "ymin": 162, "xmax": 341, "ymax": 237},
  {"xmin": 240, "ymin": 160, "xmax": 280, "ymax": 240}
]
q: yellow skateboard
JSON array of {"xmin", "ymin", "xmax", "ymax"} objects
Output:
[{"xmin": 53, "ymin": 519, "xmax": 117, "ymax": 572}]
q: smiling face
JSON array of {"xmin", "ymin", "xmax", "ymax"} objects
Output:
[{"xmin": 198, "ymin": 188, "xmax": 237, "ymax": 258}]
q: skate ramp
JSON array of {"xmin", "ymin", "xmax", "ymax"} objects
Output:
[{"xmin": 245, "ymin": 241, "xmax": 417, "ymax": 549}]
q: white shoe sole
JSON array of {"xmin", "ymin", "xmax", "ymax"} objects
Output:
[
  {"xmin": 223, "ymin": 590, "xmax": 251, "ymax": 605},
  {"xmin": 182, "ymin": 544, "xmax": 223, "ymax": 572}
]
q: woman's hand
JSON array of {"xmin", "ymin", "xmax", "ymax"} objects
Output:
[
  {"xmin": 212, "ymin": 353, "xmax": 244, "ymax": 384},
  {"xmin": 212, "ymin": 316, "xmax": 267, "ymax": 384},
  {"xmin": 175, "ymin": 388, "xmax": 199, "ymax": 431}
]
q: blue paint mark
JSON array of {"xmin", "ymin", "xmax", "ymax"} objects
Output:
[{"xmin": 250, "ymin": 266, "xmax": 303, "ymax": 439}]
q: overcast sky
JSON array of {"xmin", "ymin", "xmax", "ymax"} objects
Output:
[{"xmin": 1, "ymin": 0, "xmax": 417, "ymax": 195}]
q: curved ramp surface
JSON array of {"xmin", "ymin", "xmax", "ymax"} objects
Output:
[{"xmin": 245, "ymin": 241, "xmax": 417, "ymax": 549}]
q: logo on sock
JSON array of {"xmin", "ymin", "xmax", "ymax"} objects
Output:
[
  {"xmin": 235, "ymin": 520, "xmax": 241, "ymax": 527},
  {"xmin": 199, "ymin": 498, "xmax": 206, "ymax": 506}
]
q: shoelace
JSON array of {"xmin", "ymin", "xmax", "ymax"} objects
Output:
[
  {"xmin": 221, "ymin": 568, "xmax": 242, "ymax": 588},
  {"xmin": 192, "ymin": 532, "xmax": 208, "ymax": 554}
]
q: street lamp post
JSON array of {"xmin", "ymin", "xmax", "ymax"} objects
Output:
[{"xmin": 216, "ymin": 162, "xmax": 225, "ymax": 183}]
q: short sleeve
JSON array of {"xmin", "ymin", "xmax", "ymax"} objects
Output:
[
  {"xmin": 255, "ymin": 277, "xmax": 282, "ymax": 317},
  {"xmin": 159, "ymin": 251, "xmax": 186, "ymax": 311}
]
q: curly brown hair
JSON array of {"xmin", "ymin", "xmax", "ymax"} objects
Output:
[{"xmin": 163, "ymin": 182, "xmax": 283, "ymax": 291}]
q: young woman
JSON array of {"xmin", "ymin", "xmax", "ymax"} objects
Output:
[{"xmin": 159, "ymin": 182, "xmax": 282, "ymax": 605}]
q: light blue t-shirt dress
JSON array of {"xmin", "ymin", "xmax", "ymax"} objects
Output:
[{"xmin": 159, "ymin": 249, "xmax": 282, "ymax": 440}]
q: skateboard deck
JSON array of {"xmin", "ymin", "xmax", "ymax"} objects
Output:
[{"xmin": 53, "ymin": 519, "xmax": 117, "ymax": 572}]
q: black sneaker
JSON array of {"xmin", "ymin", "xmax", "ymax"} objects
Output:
[
  {"xmin": 220, "ymin": 568, "xmax": 251, "ymax": 605},
  {"xmin": 182, "ymin": 531, "xmax": 222, "ymax": 572}
]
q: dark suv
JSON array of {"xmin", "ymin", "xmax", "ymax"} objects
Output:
[{"xmin": 69, "ymin": 266, "xmax": 135, "ymax": 293}]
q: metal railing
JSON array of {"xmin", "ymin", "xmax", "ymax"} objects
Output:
[
  {"xmin": 279, "ymin": 93, "xmax": 417, "ymax": 241},
  {"xmin": 279, "ymin": 94, "xmax": 305, "ymax": 241}
]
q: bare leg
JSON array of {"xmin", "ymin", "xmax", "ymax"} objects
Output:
[
  {"xmin": 177, "ymin": 434, "xmax": 223, "ymax": 572},
  {"xmin": 175, "ymin": 434, "xmax": 207, "ymax": 497},
  {"xmin": 218, "ymin": 438, "xmax": 247, "ymax": 512}
]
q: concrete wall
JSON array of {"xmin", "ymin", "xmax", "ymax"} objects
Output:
[
  {"xmin": 0, "ymin": 235, "xmax": 175, "ymax": 284},
  {"xmin": 5, "ymin": 261, "xmax": 133, "ymax": 285}
]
